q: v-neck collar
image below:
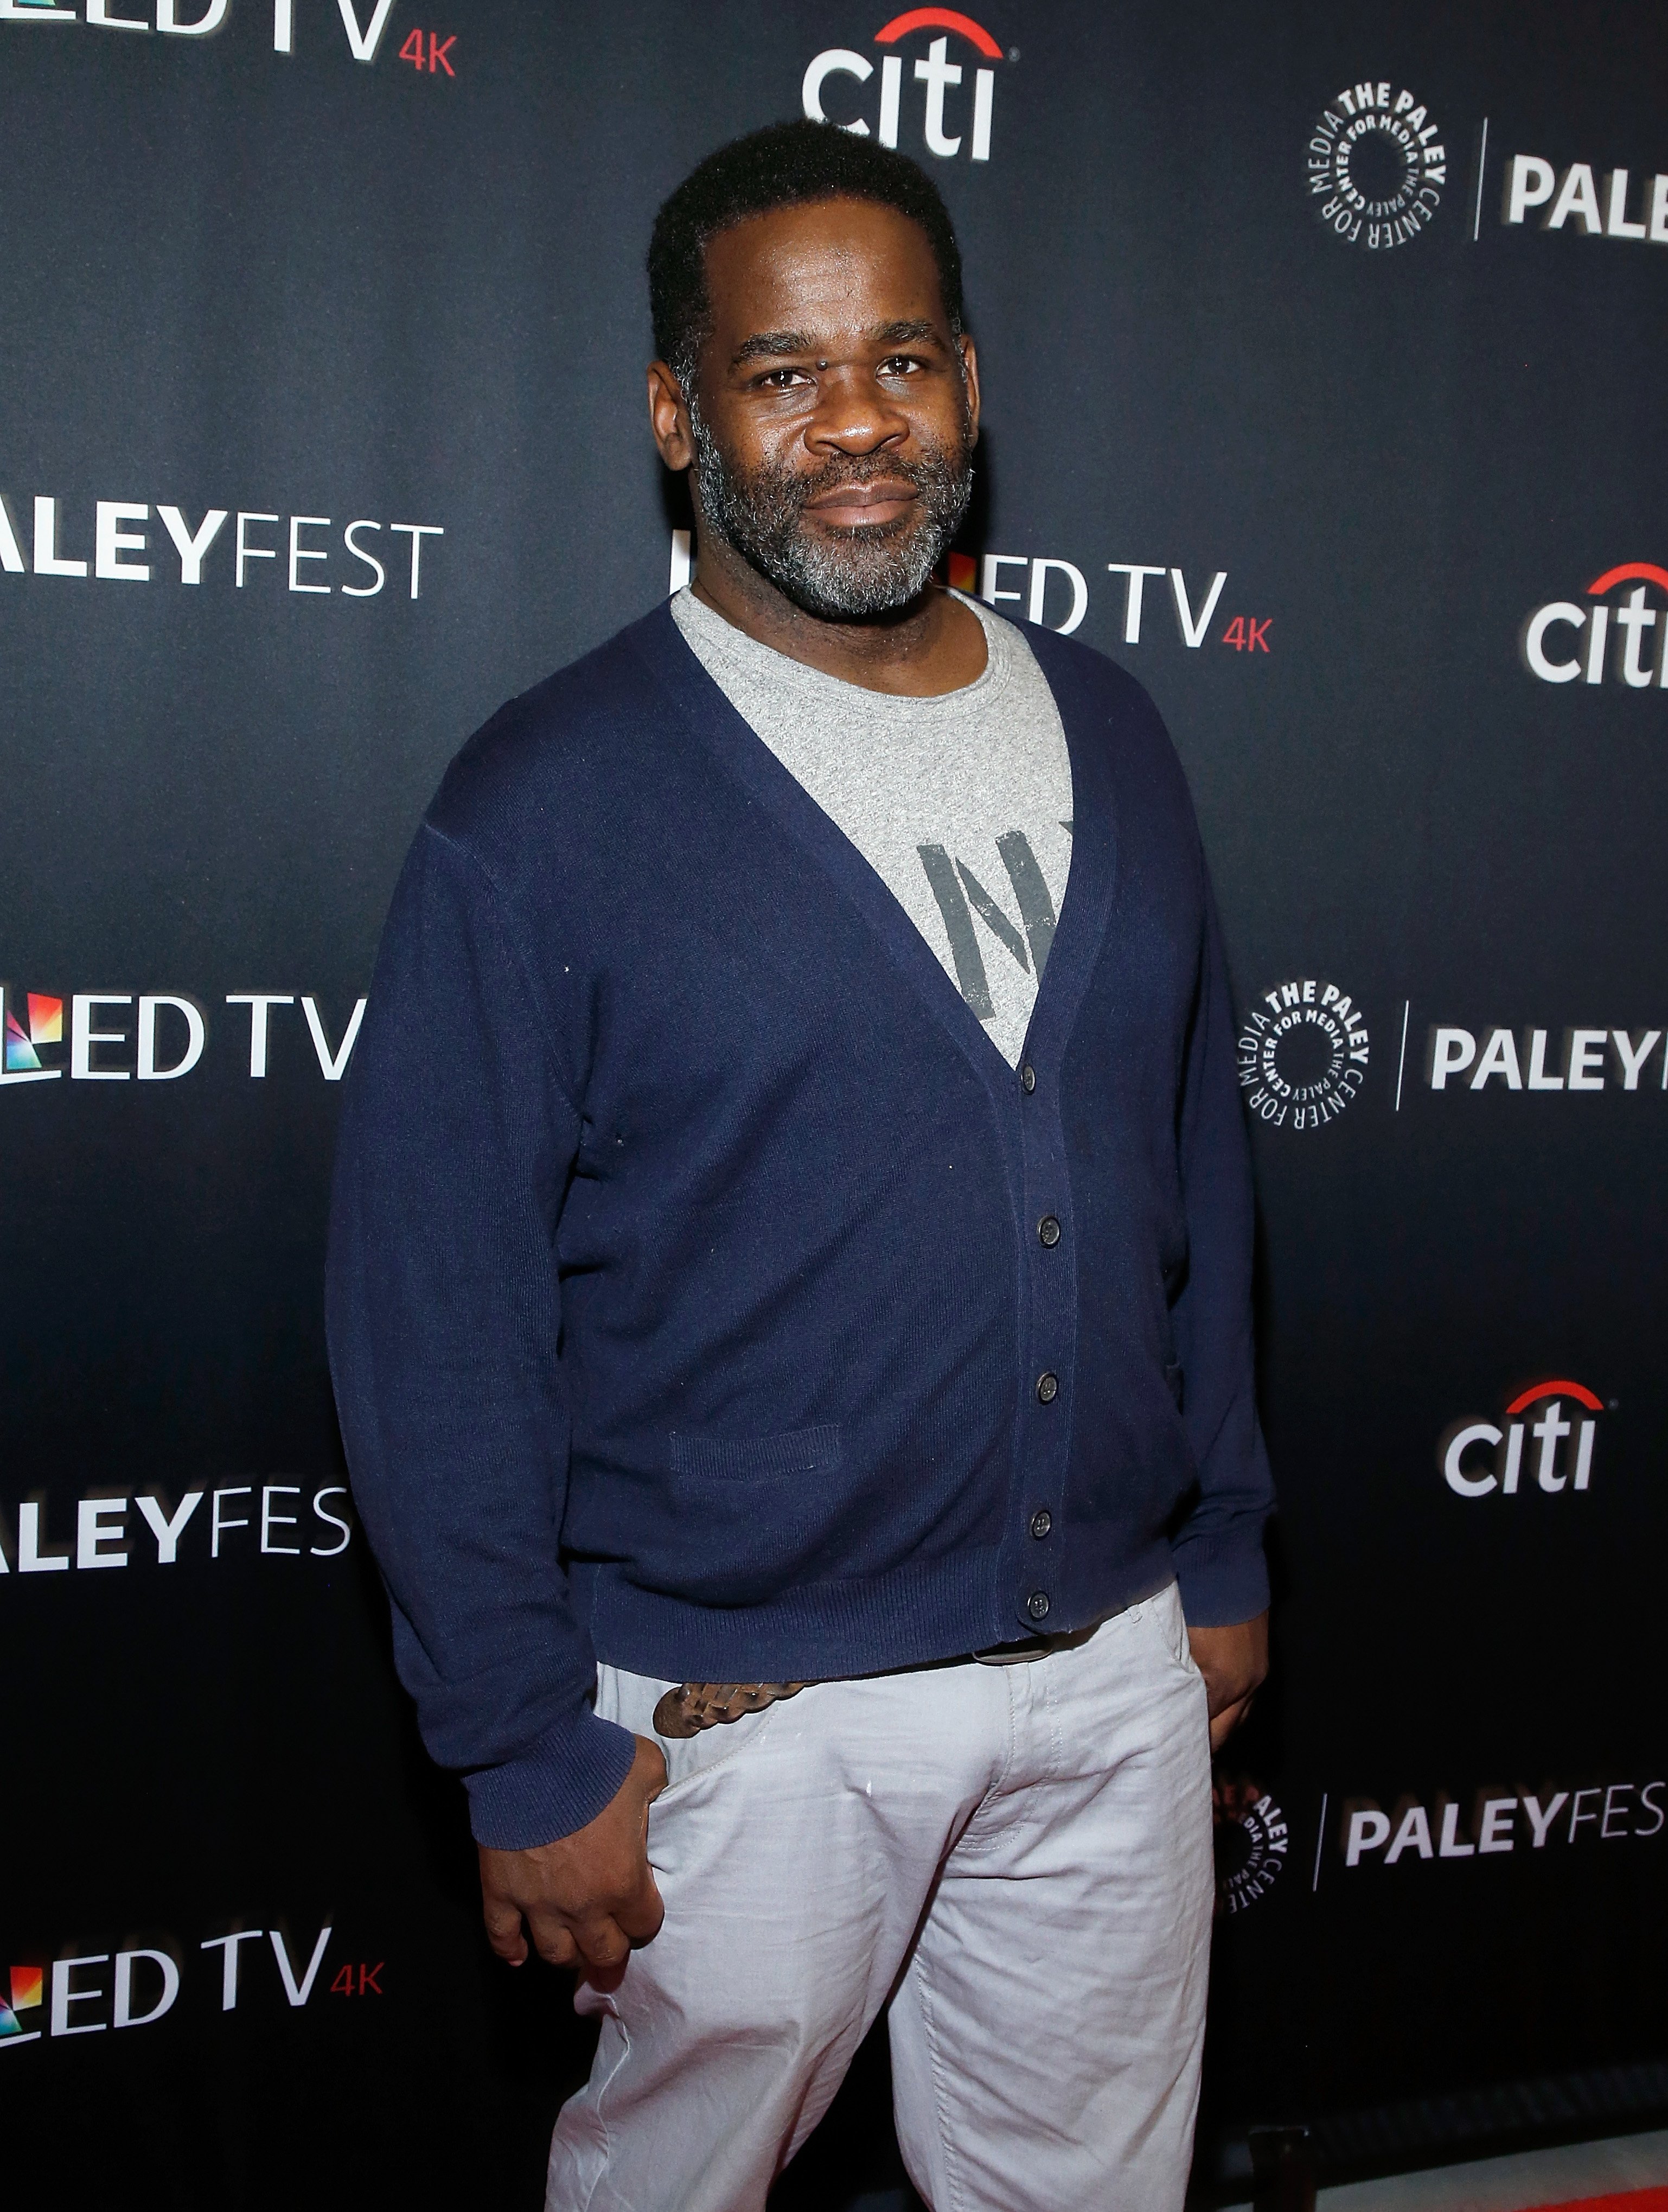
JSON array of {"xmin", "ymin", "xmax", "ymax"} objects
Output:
[{"xmin": 623, "ymin": 600, "xmax": 1121, "ymax": 1111}]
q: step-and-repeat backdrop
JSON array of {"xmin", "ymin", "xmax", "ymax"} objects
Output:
[{"xmin": 3, "ymin": 3, "xmax": 1663, "ymax": 2203}]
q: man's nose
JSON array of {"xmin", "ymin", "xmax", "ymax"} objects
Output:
[{"xmin": 806, "ymin": 368, "xmax": 909, "ymax": 457}]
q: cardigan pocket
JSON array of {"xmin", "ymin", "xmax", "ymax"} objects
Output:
[
  {"xmin": 656, "ymin": 1424, "xmax": 848, "ymax": 1603},
  {"xmin": 669, "ymin": 1424, "xmax": 843, "ymax": 1483}
]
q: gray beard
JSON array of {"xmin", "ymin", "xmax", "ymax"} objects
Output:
[{"xmin": 688, "ymin": 403, "xmax": 973, "ymax": 621}]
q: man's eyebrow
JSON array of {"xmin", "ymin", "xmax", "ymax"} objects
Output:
[
  {"xmin": 731, "ymin": 330, "xmax": 815, "ymax": 366},
  {"xmin": 871, "ymin": 318, "xmax": 943, "ymax": 347},
  {"xmin": 728, "ymin": 318, "xmax": 949, "ymax": 367}
]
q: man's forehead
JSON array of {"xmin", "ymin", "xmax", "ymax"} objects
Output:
[{"xmin": 702, "ymin": 200, "xmax": 946, "ymax": 334}]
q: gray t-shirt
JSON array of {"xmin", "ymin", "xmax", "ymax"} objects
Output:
[{"xmin": 672, "ymin": 588, "xmax": 1073, "ymax": 1069}]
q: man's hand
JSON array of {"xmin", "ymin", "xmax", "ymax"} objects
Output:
[
  {"xmin": 1187, "ymin": 1612, "xmax": 1269, "ymax": 1753},
  {"xmin": 479, "ymin": 1733, "xmax": 668, "ymax": 1990}
]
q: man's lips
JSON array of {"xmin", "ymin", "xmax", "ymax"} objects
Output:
[{"xmin": 803, "ymin": 480, "xmax": 919, "ymax": 527}]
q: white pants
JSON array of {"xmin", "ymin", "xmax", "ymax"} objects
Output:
[{"xmin": 548, "ymin": 1582, "xmax": 1213, "ymax": 2212}]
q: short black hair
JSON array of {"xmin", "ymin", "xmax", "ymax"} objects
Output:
[{"xmin": 648, "ymin": 119, "xmax": 967, "ymax": 392}]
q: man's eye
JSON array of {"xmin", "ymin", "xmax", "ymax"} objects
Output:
[
  {"xmin": 758, "ymin": 368, "xmax": 809, "ymax": 390},
  {"xmin": 879, "ymin": 355, "xmax": 923, "ymax": 377}
]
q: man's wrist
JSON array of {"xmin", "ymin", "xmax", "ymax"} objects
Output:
[
  {"xmin": 464, "ymin": 1706, "xmax": 638, "ymax": 1851},
  {"xmin": 1172, "ymin": 1535, "xmax": 1270, "ymax": 1629}
]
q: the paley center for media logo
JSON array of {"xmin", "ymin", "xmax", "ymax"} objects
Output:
[
  {"xmin": 1307, "ymin": 80, "xmax": 1447, "ymax": 250},
  {"xmin": 1213, "ymin": 1778, "xmax": 1288, "ymax": 1918},
  {"xmin": 1237, "ymin": 979, "xmax": 1369, "ymax": 1133},
  {"xmin": 803, "ymin": 8, "xmax": 1012, "ymax": 165}
]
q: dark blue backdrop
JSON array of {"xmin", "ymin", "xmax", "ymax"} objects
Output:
[{"xmin": 2, "ymin": 3, "xmax": 1664, "ymax": 2202}]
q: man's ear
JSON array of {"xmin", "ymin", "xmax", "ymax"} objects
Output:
[
  {"xmin": 648, "ymin": 362, "xmax": 695, "ymax": 471},
  {"xmin": 958, "ymin": 334, "xmax": 981, "ymax": 449}
]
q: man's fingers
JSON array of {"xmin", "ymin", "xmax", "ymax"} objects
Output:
[
  {"xmin": 572, "ymin": 1914, "xmax": 631, "ymax": 1972},
  {"xmin": 481, "ymin": 1894, "xmax": 529, "ymax": 1966},
  {"xmin": 615, "ymin": 1864, "xmax": 666, "ymax": 1946},
  {"xmin": 527, "ymin": 1911, "xmax": 580, "ymax": 1970}
]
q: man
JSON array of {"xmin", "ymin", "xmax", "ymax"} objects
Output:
[{"xmin": 328, "ymin": 120, "xmax": 1273, "ymax": 2212}]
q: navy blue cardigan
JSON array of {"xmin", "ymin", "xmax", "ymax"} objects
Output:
[{"xmin": 326, "ymin": 602, "xmax": 1274, "ymax": 1848}]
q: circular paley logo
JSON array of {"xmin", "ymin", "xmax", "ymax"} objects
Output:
[
  {"xmin": 1237, "ymin": 979, "xmax": 1369, "ymax": 1133},
  {"xmin": 1213, "ymin": 1778, "xmax": 1289, "ymax": 1917},
  {"xmin": 1307, "ymin": 82, "xmax": 1446, "ymax": 250}
]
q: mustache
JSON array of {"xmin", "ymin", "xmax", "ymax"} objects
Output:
[{"xmin": 760, "ymin": 443, "xmax": 966, "ymax": 513}]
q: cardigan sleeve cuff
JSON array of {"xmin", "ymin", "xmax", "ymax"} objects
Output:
[
  {"xmin": 463, "ymin": 1704, "xmax": 640, "ymax": 1850},
  {"xmin": 1171, "ymin": 1527, "xmax": 1270, "ymax": 1629}
]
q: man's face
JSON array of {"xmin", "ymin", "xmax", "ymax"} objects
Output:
[{"xmin": 685, "ymin": 197, "xmax": 977, "ymax": 621}]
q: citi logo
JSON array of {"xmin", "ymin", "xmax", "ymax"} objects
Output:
[
  {"xmin": 0, "ymin": 983, "xmax": 366, "ymax": 1087},
  {"xmin": 1440, "ymin": 1379, "xmax": 1608, "ymax": 1501},
  {"xmin": 1523, "ymin": 562, "xmax": 1668, "ymax": 690},
  {"xmin": 803, "ymin": 9, "xmax": 1008, "ymax": 165},
  {"xmin": 1503, "ymin": 155, "xmax": 1668, "ymax": 244},
  {"xmin": 1427, "ymin": 1023, "xmax": 1664, "ymax": 1094}
]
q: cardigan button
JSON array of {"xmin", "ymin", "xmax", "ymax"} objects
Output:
[
  {"xmin": 1027, "ymin": 1590, "xmax": 1051, "ymax": 1621},
  {"xmin": 1030, "ymin": 1508, "xmax": 1052, "ymax": 1540},
  {"xmin": 1038, "ymin": 1214, "xmax": 1060, "ymax": 1247},
  {"xmin": 1036, "ymin": 1371, "xmax": 1059, "ymax": 1405},
  {"xmin": 1020, "ymin": 1063, "xmax": 1037, "ymax": 1093}
]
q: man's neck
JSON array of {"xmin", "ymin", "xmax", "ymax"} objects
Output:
[{"xmin": 688, "ymin": 531, "xmax": 988, "ymax": 699}]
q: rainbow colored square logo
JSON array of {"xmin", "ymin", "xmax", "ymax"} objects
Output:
[
  {"xmin": 5, "ymin": 993, "xmax": 61, "ymax": 1072},
  {"xmin": 0, "ymin": 1966, "xmax": 43, "ymax": 2044},
  {"xmin": 1, "ymin": 986, "xmax": 63, "ymax": 1086}
]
